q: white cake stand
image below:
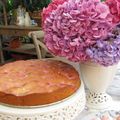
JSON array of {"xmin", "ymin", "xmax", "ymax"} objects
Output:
[{"xmin": 0, "ymin": 81, "xmax": 85, "ymax": 120}]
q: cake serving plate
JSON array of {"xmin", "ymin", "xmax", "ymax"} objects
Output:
[{"xmin": 0, "ymin": 81, "xmax": 85, "ymax": 120}]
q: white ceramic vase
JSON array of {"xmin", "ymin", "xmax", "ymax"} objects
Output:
[
  {"xmin": 80, "ymin": 62, "xmax": 118, "ymax": 110},
  {"xmin": 24, "ymin": 12, "xmax": 31, "ymax": 26},
  {"xmin": 16, "ymin": 16, "xmax": 25, "ymax": 26}
]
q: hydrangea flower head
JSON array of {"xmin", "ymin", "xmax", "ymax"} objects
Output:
[
  {"xmin": 44, "ymin": 0, "xmax": 113, "ymax": 62},
  {"xmin": 86, "ymin": 25, "xmax": 120, "ymax": 66},
  {"xmin": 106, "ymin": 0, "xmax": 120, "ymax": 23}
]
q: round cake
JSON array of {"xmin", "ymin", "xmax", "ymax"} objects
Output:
[{"xmin": 0, "ymin": 59, "xmax": 80, "ymax": 106}]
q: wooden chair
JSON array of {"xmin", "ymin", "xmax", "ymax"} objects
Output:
[{"xmin": 29, "ymin": 31, "xmax": 54, "ymax": 59}]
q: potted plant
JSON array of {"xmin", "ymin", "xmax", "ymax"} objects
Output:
[{"xmin": 42, "ymin": 0, "xmax": 120, "ymax": 110}]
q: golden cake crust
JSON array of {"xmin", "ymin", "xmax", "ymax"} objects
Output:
[{"xmin": 0, "ymin": 60, "xmax": 80, "ymax": 106}]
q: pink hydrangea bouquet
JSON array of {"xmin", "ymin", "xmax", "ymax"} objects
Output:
[{"xmin": 42, "ymin": 0, "xmax": 120, "ymax": 66}]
